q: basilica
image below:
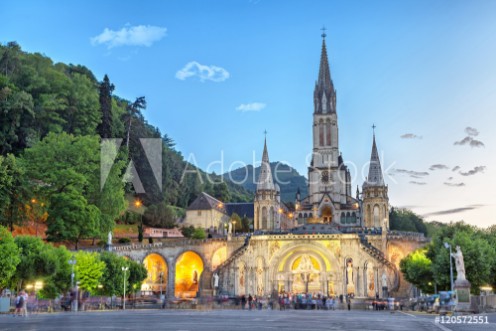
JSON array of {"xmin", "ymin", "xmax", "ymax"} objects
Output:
[{"xmin": 115, "ymin": 32, "xmax": 428, "ymax": 302}]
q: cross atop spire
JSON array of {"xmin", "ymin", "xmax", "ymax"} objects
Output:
[
  {"xmin": 372, "ymin": 124, "xmax": 376, "ymax": 135},
  {"xmin": 321, "ymin": 25, "xmax": 327, "ymax": 39}
]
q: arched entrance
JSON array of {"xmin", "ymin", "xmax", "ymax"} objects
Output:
[
  {"xmin": 274, "ymin": 246, "xmax": 335, "ymax": 296},
  {"xmin": 142, "ymin": 253, "xmax": 167, "ymax": 295},
  {"xmin": 291, "ymin": 254, "xmax": 321, "ymax": 293},
  {"xmin": 175, "ymin": 251, "xmax": 204, "ymax": 298},
  {"xmin": 321, "ymin": 206, "xmax": 332, "ymax": 223}
]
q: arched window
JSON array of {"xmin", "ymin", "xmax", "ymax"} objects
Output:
[
  {"xmin": 352, "ymin": 212, "xmax": 357, "ymax": 224},
  {"xmin": 373, "ymin": 205, "xmax": 380, "ymax": 227},
  {"xmin": 319, "ymin": 122, "xmax": 324, "ymax": 146},
  {"xmin": 346, "ymin": 212, "xmax": 351, "ymax": 224},
  {"xmin": 303, "ymin": 213, "xmax": 308, "ymax": 218},
  {"xmin": 326, "ymin": 120, "xmax": 332, "ymax": 146},
  {"xmin": 262, "ymin": 207, "xmax": 268, "ymax": 229},
  {"xmin": 341, "ymin": 212, "xmax": 345, "ymax": 224}
]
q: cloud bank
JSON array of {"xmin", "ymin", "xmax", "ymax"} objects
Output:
[
  {"xmin": 444, "ymin": 182, "xmax": 465, "ymax": 187},
  {"xmin": 454, "ymin": 127, "xmax": 484, "ymax": 147},
  {"xmin": 409, "ymin": 181, "xmax": 427, "ymax": 185},
  {"xmin": 393, "ymin": 169, "xmax": 429, "ymax": 177},
  {"xmin": 459, "ymin": 166, "xmax": 486, "ymax": 176},
  {"xmin": 422, "ymin": 204, "xmax": 483, "ymax": 217},
  {"xmin": 429, "ymin": 164, "xmax": 449, "ymax": 171},
  {"xmin": 176, "ymin": 61, "xmax": 230, "ymax": 82},
  {"xmin": 91, "ymin": 25, "xmax": 167, "ymax": 48}
]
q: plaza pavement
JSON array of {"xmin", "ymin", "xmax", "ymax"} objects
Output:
[{"xmin": 1, "ymin": 309, "xmax": 495, "ymax": 331}]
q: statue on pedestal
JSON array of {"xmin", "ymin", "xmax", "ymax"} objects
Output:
[
  {"xmin": 107, "ymin": 231, "xmax": 112, "ymax": 246},
  {"xmin": 213, "ymin": 273, "xmax": 219, "ymax": 288},
  {"xmin": 451, "ymin": 245, "xmax": 466, "ymax": 281}
]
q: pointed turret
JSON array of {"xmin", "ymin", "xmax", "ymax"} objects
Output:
[
  {"xmin": 314, "ymin": 29, "xmax": 336, "ymax": 114},
  {"xmin": 365, "ymin": 131, "xmax": 385, "ymax": 186},
  {"xmin": 257, "ymin": 137, "xmax": 275, "ymax": 191}
]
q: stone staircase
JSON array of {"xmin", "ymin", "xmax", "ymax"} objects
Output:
[
  {"xmin": 214, "ymin": 236, "xmax": 251, "ymax": 294},
  {"xmin": 359, "ymin": 234, "xmax": 400, "ymax": 292},
  {"xmin": 214, "ymin": 235, "xmax": 251, "ymax": 274}
]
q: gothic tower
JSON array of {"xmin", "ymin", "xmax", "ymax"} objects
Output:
[
  {"xmin": 362, "ymin": 131, "xmax": 389, "ymax": 229},
  {"xmin": 254, "ymin": 137, "xmax": 280, "ymax": 230},
  {"xmin": 307, "ymin": 30, "xmax": 351, "ymax": 223}
]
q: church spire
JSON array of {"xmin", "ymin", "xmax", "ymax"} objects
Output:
[
  {"xmin": 314, "ymin": 27, "xmax": 336, "ymax": 114},
  {"xmin": 365, "ymin": 127, "xmax": 385, "ymax": 186},
  {"xmin": 317, "ymin": 27, "xmax": 332, "ymax": 90},
  {"xmin": 257, "ymin": 133, "xmax": 275, "ymax": 191}
]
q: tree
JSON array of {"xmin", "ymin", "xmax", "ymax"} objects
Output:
[
  {"xmin": 143, "ymin": 202, "xmax": 177, "ymax": 228},
  {"xmin": 96, "ymin": 74, "xmax": 115, "ymax": 139},
  {"xmin": 400, "ymin": 249, "xmax": 434, "ymax": 293},
  {"xmin": 0, "ymin": 154, "xmax": 29, "ymax": 231},
  {"xmin": 192, "ymin": 227, "xmax": 206, "ymax": 239},
  {"xmin": 0, "ymin": 226, "xmax": 21, "ymax": 291},
  {"xmin": 213, "ymin": 182, "xmax": 231, "ymax": 202},
  {"xmin": 127, "ymin": 259, "xmax": 147, "ymax": 294},
  {"xmin": 125, "ymin": 96, "xmax": 146, "ymax": 149},
  {"xmin": 241, "ymin": 216, "xmax": 251, "ymax": 232},
  {"xmin": 99, "ymin": 252, "xmax": 128, "ymax": 297},
  {"xmin": 39, "ymin": 245, "xmax": 72, "ymax": 299},
  {"xmin": 427, "ymin": 222, "xmax": 496, "ymax": 294},
  {"xmin": 12, "ymin": 236, "xmax": 58, "ymax": 291},
  {"xmin": 22, "ymin": 133, "xmax": 126, "ymax": 246},
  {"xmin": 181, "ymin": 225, "xmax": 195, "ymax": 238},
  {"xmin": 389, "ymin": 208, "xmax": 427, "ymax": 235},
  {"xmin": 75, "ymin": 251, "xmax": 105, "ymax": 294},
  {"xmin": 230, "ymin": 212, "xmax": 242, "ymax": 231},
  {"xmin": 47, "ymin": 189, "xmax": 101, "ymax": 249}
]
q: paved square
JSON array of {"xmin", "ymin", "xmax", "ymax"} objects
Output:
[{"xmin": 2, "ymin": 310, "xmax": 495, "ymax": 331}]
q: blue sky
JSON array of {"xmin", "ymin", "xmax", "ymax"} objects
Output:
[{"xmin": 2, "ymin": 0, "xmax": 495, "ymax": 227}]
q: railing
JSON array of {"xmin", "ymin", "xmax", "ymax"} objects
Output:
[{"xmin": 359, "ymin": 235, "xmax": 400, "ymax": 292}]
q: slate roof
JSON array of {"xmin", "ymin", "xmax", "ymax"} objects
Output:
[
  {"xmin": 225, "ymin": 203, "xmax": 254, "ymax": 219},
  {"xmin": 187, "ymin": 192, "xmax": 226, "ymax": 213}
]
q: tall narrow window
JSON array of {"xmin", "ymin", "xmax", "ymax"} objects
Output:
[
  {"xmin": 319, "ymin": 123, "xmax": 324, "ymax": 146},
  {"xmin": 326, "ymin": 121, "xmax": 332, "ymax": 146}
]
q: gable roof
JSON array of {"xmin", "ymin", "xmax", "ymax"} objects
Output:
[{"xmin": 187, "ymin": 192, "xmax": 226, "ymax": 213}]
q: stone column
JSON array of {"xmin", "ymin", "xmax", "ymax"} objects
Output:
[
  {"xmin": 355, "ymin": 266, "xmax": 360, "ymax": 297},
  {"xmin": 166, "ymin": 257, "xmax": 175, "ymax": 299}
]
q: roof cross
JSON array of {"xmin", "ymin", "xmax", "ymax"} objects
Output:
[{"xmin": 321, "ymin": 26, "xmax": 327, "ymax": 39}]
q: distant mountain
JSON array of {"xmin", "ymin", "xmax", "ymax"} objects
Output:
[{"xmin": 224, "ymin": 162, "xmax": 308, "ymax": 203}]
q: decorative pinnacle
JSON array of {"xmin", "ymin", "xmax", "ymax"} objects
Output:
[
  {"xmin": 372, "ymin": 124, "xmax": 376, "ymax": 135},
  {"xmin": 321, "ymin": 26, "xmax": 327, "ymax": 39}
]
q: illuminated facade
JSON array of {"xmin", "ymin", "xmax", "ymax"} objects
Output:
[{"xmin": 113, "ymin": 32, "xmax": 428, "ymax": 300}]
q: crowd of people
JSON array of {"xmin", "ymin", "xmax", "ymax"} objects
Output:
[{"xmin": 237, "ymin": 293, "xmax": 342, "ymax": 310}]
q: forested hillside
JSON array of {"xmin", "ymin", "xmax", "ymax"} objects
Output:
[
  {"xmin": 225, "ymin": 161, "xmax": 308, "ymax": 202},
  {"xmin": 0, "ymin": 42, "xmax": 251, "ymax": 245}
]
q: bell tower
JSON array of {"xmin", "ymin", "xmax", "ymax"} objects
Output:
[{"xmin": 362, "ymin": 127, "xmax": 389, "ymax": 230}]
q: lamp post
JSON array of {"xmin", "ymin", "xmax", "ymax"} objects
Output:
[
  {"xmin": 122, "ymin": 266, "xmax": 129, "ymax": 310},
  {"xmin": 444, "ymin": 242, "xmax": 454, "ymax": 292},
  {"xmin": 232, "ymin": 220, "xmax": 236, "ymax": 236},
  {"xmin": 68, "ymin": 255, "xmax": 77, "ymax": 311}
]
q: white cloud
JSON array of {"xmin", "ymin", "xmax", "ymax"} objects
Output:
[
  {"xmin": 236, "ymin": 102, "xmax": 266, "ymax": 112},
  {"xmin": 91, "ymin": 25, "xmax": 167, "ymax": 48},
  {"xmin": 175, "ymin": 61, "xmax": 230, "ymax": 82},
  {"xmin": 400, "ymin": 133, "xmax": 422, "ymax": 139}
]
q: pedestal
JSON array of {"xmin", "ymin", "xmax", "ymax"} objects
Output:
[{"xmin": 454, "ymin": 279, "xmax": 472, "ymax": 313}]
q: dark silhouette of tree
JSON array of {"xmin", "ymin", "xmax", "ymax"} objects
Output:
[
  {"xmin": 97, "ymin": 74, "xmax": 115, "ymax": 139},
  {"xmin": 125, "ymin": 96, "xmax": 146, "ymax": 149}
]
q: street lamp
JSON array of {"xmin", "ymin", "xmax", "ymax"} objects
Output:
[
  {"xmin": 444, "ymin": 242, "xmax": 454, "ymax": 292},
  {"xmin": 232, "ymin": 220, "xmax": 236, "ymax": 236},
  {"xmin": 122, "ymin": 266, "xmax": 129, "ymax": 310},
  {"xmin": 68, "ymin": 255, "xmax": 77, "ymax": 311}
]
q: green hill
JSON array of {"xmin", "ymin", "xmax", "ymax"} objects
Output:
[
  {"xmin": 0, "ymin": 41, "xmax": 252, "ymax": 212},
  {"xmin": 225, "ymin": 162, "xmax": 308, "ymax": 203}
]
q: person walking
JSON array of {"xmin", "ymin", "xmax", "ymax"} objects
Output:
[
  {"xmin": 347, "ymin": 295, "xmax": 352, "ymax": 311},
  {"xmin": 248, "ymin": 294, "xmax": 253, "ymax": 310},
  {"xmin": 14, "ymin": 293, "xmax": 22, "ymax": 316},
  {"xmin": 241, "ymin": 295, "xmax": 246, "ymax": 310},
  {"xmin": 21, "ymin": 291, "xmax": 28, "ymax": 317}
]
